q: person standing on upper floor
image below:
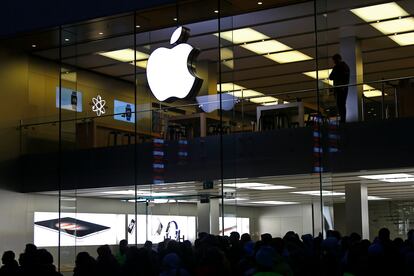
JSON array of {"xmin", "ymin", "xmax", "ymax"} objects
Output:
[{"xmin": 329, "ymin": 54, "xmax": 350, "ymax": 124}]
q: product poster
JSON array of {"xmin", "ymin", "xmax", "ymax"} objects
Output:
[
  {"xmin": 219, "ymin": 217, "xmax": 250, "ymax": 236},
  {"xmin": 34, "ymin": 212, "xmax": 125, "ymax": 247},
  {"xmin": 114, "ymin": 100, "xmax": 135, "ymax": 123},
  {"xmin": 127, "ymin": 215, "xmax": 196, "ymax": 244},
  {"xmin": 55, "ymin": 87, "xmax": 83, "ymax": 112}
]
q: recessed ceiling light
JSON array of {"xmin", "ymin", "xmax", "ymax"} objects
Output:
[
  {"xmin": 251, "ymin": 201, "xmax": 298, "ymax": 205},
  {"xmin": 64, "ymin": 38, "xmax": 69, "ymax": 42},
  {"xmin": 227, "ymin": 89, "xmax": 263, "ymax": 98},
  {"xmin": 216, "ymin": 28, "xmax": 312, "ymax": 64},
  {"xmin": 303, "ymin": 69, "xmax": 332, "ymax": 85},
  {"xmin": 250, "ymin": 96, "xmax": 279, "ymax": 104},
  {"xmin": 136, "ymin": 25, "xmax": 141, "ymax": 28},
  {"xmin": 98, "ymin": 49, "xmax": 149, "ymax": 62},
  {"xmin": 368, "ymin": 196, "xmax": 390, "ymax": 200},
  {"xmin": 359, "ymin": 173, "xmax": 414, "ymax": 182},
  {"xmin": 292, "ymin": 190, "xmax": 345, "ymax": 196},
  {"xmin": 98, "ymin": 32, "xmax": 104, "ymax": 35},
  {"xmin": 31, "ymin": 44, "xmax": 37, "ymax": 48},
  {"xmin": 103, "ymin": 190, "xmax": 179, "ymax": 197},
  {"xmin": 262, "ymin": 102, "xmax": 279, "ymax": 106},
  {"xmin": 223, "ymin": 183, "xmax": 293, "ymax": 190},
  {"xmin": 350, "ymin": 2, "xmax": 408, "ymax": 22},
  {"xmin": 258, "ymin": 1, "xmax": 263, "ymax": 5},
  {"xmin": 371, "ymin": 17, "xmax": 414, "ymax": 35},
  {"xmin": 363, "ymin": 84, "xmax": 384, "ymax": 98},
  {"xmin": 224, "ymin": 197, "xmax": 248, "ymax": 201},
  {"xmin": 214, "ymin": 10, "xmax": 219, "ymax": 13},
  {"xmin": 173, "ymin": 17, "xmax": 178, "ymax": 21},
  {"xmin": 389, "ymin": 32, "xmax": 414, "ymax": 46}
]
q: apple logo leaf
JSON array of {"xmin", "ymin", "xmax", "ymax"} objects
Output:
[{"xmin": 146, "ymin": 26, "xmax": 203, "ymax": 102}]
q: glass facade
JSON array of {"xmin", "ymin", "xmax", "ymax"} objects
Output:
[{"xmin": 1, "ymin": 0, "xmax": 414, "ymax": 273}]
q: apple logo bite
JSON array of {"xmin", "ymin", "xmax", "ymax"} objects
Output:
[{"xmin": 146, "ymin": 26, "xmax": 203, "ymax": 102}]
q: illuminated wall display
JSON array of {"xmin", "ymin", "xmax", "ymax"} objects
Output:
[
  {"xmin": 55, "ymin": 87, "xmax": 83, "ymax": 112},
  {"xmin": 34, "ymin": 212, "xmax": 125, "ymax": 247},
  {"xmin": 146, "ymin": 26, "xmax": 202, "ymax": 102},
  {"xmin": 91, "ymin": 95, "xmax": 106, "ymax": 116},
  {"xmin": 114, "ymin": 100, "xmax": 135, "ymax": 123}
]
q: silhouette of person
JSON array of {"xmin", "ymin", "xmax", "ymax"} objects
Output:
[
  {"xmin": 329, "ymin": 54, "xmax": 350, "ymax": 123},
  {"xmin": 0, "ymin": 251, "xmax": 20, "ymax": 276}
]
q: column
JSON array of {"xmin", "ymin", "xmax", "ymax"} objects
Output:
[
  {"xmin": 345, "ymin": 182, "xmax": 369, "ymax": 239},
  {"xmin": 340, "ymin": 36, "xmax": 364, "ymax": 122},
  {"xmin": 197, "ymin": 198, "xmax": 220, "ymax": 235}
]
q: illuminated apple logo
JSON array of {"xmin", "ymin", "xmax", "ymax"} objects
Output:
[{"xmin": 146, "ymin": 26, "xmax": 202, "ymax": 102}]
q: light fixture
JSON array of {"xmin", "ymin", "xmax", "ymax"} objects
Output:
[
  {"xmin": 103, "ymin": 190, "xmax": 179, "ymax": 197},
  {"xmin": 31, "ymin": 44, "xmax": 37, "ymax": 48},
  {"xmin": 251, "ymin": 201, "xmax": 298, "ymax": 205},
  {"xmin": 224, "ymin": 197, "xmax": 248, "ymax": 201},
  {"xmin": 99, "ymin": 49, "xmax": 149, "ymax": 62},
  {"xmin": 221, "ymin": 48, "xmax": 234, "ymax": 69},
  {"xmin": 368, "ymin": 196, "xmax": 390, "ymax": 200},
  {"xmin": 130, "ymin": 60, "xmax": 148, "ymax": 69},
  {"xmin": 292, "ymin": 190, "xmax": 345, "ymax": 196},
  {"xmin": 262, "ymin": 102, "xmax": 279, "ymax": 106},
  {"xmin": 98, "ymin": 32, "xmax": 104, "ymax": 35},
  {"xmin": 214, "ymin": 10, "xmax": 219, "ymax": 13},
  {"xmin": 173, "ymin": 17, "xmax": 178, "ymax": 21},
  {"xmin": 359, "ymin": 173, "xmax": 414, "ymax": 182},
  {"xmin": 215, "ymin": 27, "xmax": 312, "ymax": 63},
  {"xmin": 389, "ymin": 32, "xmax": 414, "ymax": 46},
  {"xmin": 218, "ymin": 83, "xmax": 245, "ymax": 92},
  {"xmin": 363, "ymin": 84, "xmax": 384, "ymax": 98},
  {"xmin": 267, "ymin": 50, "xmax": 312, "ymax": 63},
  {"xmin": 258, "ymin": 1, "xmax": 263, "ymax": 5},
  {"xmin": 250, "ymin": 96, "xmax": 279, "ymax": 104},
  {"xmin": 136, "ymin": 25, "xmax": 141, "ymax": 28},
  {"xmin": 228, "ymin": 90, "xmax": 263, "ymax": 98},
  {"xmin": 223, "ymin": 183, "xmax": 293, "ymax": 190},
  {"xmin": 350, "ymin": 2, "xmax": 408, "ymax": 22},
  {"xmin": 371, "ymin": 17, "xmax": 414, "ymax": 35},
  {"xmin": 64, "ymin": 38, "xmax": 70, "ymax": 42},
  {"xmin": 303, "ymin": 69, "xmax": 333, "ymax": 85}
]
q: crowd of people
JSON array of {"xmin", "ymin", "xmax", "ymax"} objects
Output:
[{"xmin": 1, "ymin": 228, "xmax": 414, "ymax": 276}]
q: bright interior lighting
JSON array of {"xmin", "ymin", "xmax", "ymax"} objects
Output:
[
  {"xmin": 99, "ymin": 49, "xmax": 149, "ymax": 63},
  {"xmin": 251, "ymin": 201, "xmax": 298, "ymax": 205},
  {"xmin": 250, "ymin": 96, "xmax": 279, "ymax": 104},
  {"xmin": 292, "ymin": 190, "xmax": 345, "ymax": 196},
  {"xmin": 303, "ymin": 69, "xmax": 332, "ymax": 85},
  {"xmin": 267, "ymin": 50, "xmax": 312, "ymax": 63},
  {"xmin": 216, "ymin": 28, "xmax": 312, "ymax": 63},
  {"xmin": 363, "ymin": 84, "xmax": 384, "ymax": 97},
  {"xmin": 103, "ymin": 190, "xmax": 179, "ymax": 197},
  {"xmin": 350, "ymin": 2, "xmax": 408, "ymax": 22},
  {"xmin": 371, "ymin": 17, "xmax": 414, "ymax": 35},
  {"xmin": 359, "ymin": 173, "xmax": 414, "ymax": 182},
  {"xmin": 218, "ymin": 28, "xmax": 268, "ymax": 44},
  {"xmin": 389, "ymin": 32, "xmax": 414, "ymax": 46},
  {"xmin": 223, "ymin": 183, "xmax": 293, "ymax": 190},
  {"xmin": 227, "ymin": 90, "xmax": 263, "ymax": 98},
  {"xmin": 130, "ymin": 60, "xmax": 148, "ymax": 69},
  {"xmin": 224, "ymin": 197, "xmax": 248, "ymax": 201},
  {"xmin": 218, "ymin": 83, "xmax": 245, "ymax": 92},
  {"xmin": 243, "ymin": 40, "xmax": 291, "ymax": 54},
  {"xmin": 221, "ymin": 48, "xmax": 234, "ymax": 69},
  {"xmin": 262, "ymin": 102, "xmax": 279, "ymax": 106},
  {"xmin": 368, "ymin": 196, "xmax": 390, "ymax": 200}
]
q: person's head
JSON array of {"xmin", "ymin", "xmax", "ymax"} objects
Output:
[
  {"xmin": 2, "ymin": 251, "xmax": 15, "ymax": 265},
  {"xmin": 37, "ymin": 249, "xmax": 53, "ymax": 265},
  {"xmin": 230, "ymin": 231, "xmax": 240, "ymax": 243},
  {"xmin": 241, "ymin": 233, "xmax": 251, "ymax": 244},
  {"xmin": 97, "ymin": 244, "xmax": 112, "ymax": 258},
  {"xmin": 24, "ymin": 243, "xmax": 37, "ymax": 255},
  {"xmin": 162, "ymin": 253, "xmax": 181, "ymax": 270},
  {"xmin": 75, "ymin": 252, "xmax": 93, "ymax": 267},
  {"xmin": 332, "ymin": 53, "xmax": 342, "ymax": 65},
  {"xmin": 261, "ymin": 233, "xmax": 272, "ymax": 244},
  {"xmin": 144, "ymin": 240, "xmax": 153, "ymax": 251},
  {"xmin": 378, "ymin": 228, "xmax": 390, "ymax": 242},
  {"xmin": 119, "ymin": 239, "xmax": 128, "ymax": 254}
]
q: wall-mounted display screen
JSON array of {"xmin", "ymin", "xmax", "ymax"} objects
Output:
[
  {"xmin": 55, "ymin": 87, "xmax": 83, "ymax": 112},
  {"xmin": 34, "ymin": 212, "xmax": 125, "ymax": 247},
  {"xmin": 114, "ymin": 100, "xmax": 135, "ymax": 123},
  {"xmin": 220, "ymin": 217, "xmax": 250, "ymax": 236},
  {"xmin": 127, "ymin": 215, "xmax": 196, "ymax": 244}
]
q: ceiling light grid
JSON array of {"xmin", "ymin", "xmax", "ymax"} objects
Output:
[
  {"xmin": 215, "ymin": 28, "xmax": 312, "ymax": 63},
  {"xmin": 351, "ymin": 2, "xmax": 414, "ymax": 46},
  {"xmin": 98, "ymin": 49, "xmax": 149, "ymax": 69},
  {"xmin": 218, "ymin": 82, "xmax": 279, "ymax": 105}
]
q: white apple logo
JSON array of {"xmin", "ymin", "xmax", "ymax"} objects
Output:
[{"xmin": 146, "ymin": 26, "xmax": 202, "ymax": 102}]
